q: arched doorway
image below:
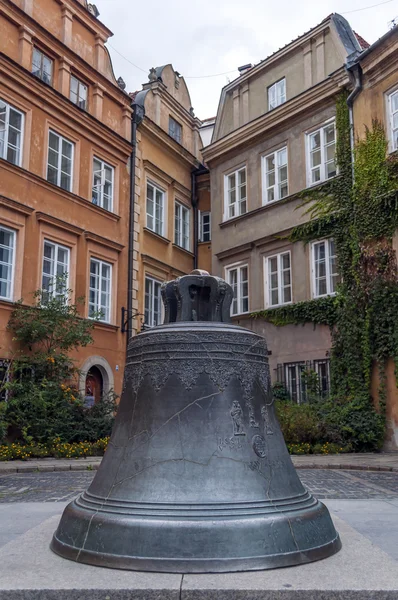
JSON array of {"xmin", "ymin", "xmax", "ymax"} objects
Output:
[
  {"xmin": 84, "ymin": 366, "xmax": 103, "ymax": 407},
  {"xmin": 79, "ymin": 356, "xmax": 114, "ymax": 403}
]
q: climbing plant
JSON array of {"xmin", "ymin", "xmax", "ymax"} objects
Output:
[{"xmin": 252, "ymin": 91, "xmax": 398, "ymax": 450}]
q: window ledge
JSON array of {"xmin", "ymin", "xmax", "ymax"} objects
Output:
[
  {"xmin": 312, "ymin": 293, "xmax": 336, "ymax": 300},
  {"xmin": 231, "ymin": 311, "xmax": 250, "ymax": 318},
  {"xmin": 198, "ymin": 240, "xmax": 211, "ymax": 245},
  {"xmin": 0, "ymin": 159, "xmax": 121, "ymax": 222},
  {"xmin": 219, "ymin": 177, "xmax": 340, "ymax": 228},
  {"xmin": 0, "ymin": 298, "xmax": 15, "ymax": 310},
  {"xmin": 143, "ymin": 228, "xmax": 170, "ymax": 245},
  {"xmin": 172, "ymin": 243, "xmax": 195, "ymax": 257},
  {"xmin": 93, "ymin": 321, "xmax": 119, "ymax": 332}
]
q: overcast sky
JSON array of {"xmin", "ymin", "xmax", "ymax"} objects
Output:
[{"xmin": 97, "ymin": 0, "xmax": 397, "ymax": 120}]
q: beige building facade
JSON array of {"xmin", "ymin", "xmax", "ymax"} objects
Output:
[{"xmin": 203, "ymin": 14, "xmax": 367, "ymax": 401}]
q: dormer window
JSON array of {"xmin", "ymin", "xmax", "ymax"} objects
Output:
[
  {"xmin": 268, "ymin": 78, "xmax": 286, "ymax": 111},
  {"xmin": 70, "ymin": 75, "xmax": 88, "ymax": 110},
  {"xmin": 32, "ymin": 47, "xmax": 53, "ymax": 85},
  {"xmin": 169, "ymin": 116, "xmax": 182, "ymax": 144}
]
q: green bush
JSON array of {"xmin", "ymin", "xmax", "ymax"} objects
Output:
[
  {"xmin": 320, "ymin": 397, "xmax": 385, "ymax": 452},
  {"xmin": 2, "ymin": 278, "xmax": 116, "ymax": 446},
  {"xmin": 276, "ymin": 401, "xmax": 321, "ymax": 444},
  {"xmin": 275, "ymin": 395, "xmax": 384, "ymax": 453}
]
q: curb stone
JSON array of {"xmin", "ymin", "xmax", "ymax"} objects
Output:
[{"xmin": 0, "ymin": 460, "xmax": 396, "ymax": 474}]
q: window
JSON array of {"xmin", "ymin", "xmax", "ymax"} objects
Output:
[
  {"xmin": 388, "ymin": 89, "xmax": 398, "ymax": 152},
  {"xmin": 199, "ymin": 211, "xmax": 211, "ymax": 242},
  {"xmin": 226, "ymin": 264, "xmax": 249, "ymax": 315},
  {"xmin": 307, "ymin": 122, "xmax": 336, "ymax": 185},
  {"xmin": 89, "ymin": 258, "xmax": 112, "ymax": 323},
  {"xmin": 174, "ymin": 202, "xmax": 190, "ymax": 250},
  {"xmin": 32, "ymin": 47, "xmax": 53, "ymax": 85},
  {"xmin": 146, "ymin": 182, "xmax": 165, "ymax": 235},
  {"xmin": 70, "ymin": 75, "xmax": 88, "ymax": 110},
  {"xmin": 92, "ymin": 158, "xmax": 114, "ymax": 211},
  {"xmin": 169, "ymin": 117, "xmax": 182, "ymax": 143},
  {"xmin": 313, "ymin": 359, "xmax": 331, "ymax": 398},
  {"xmin": 145, "ymin": 276, "xmax": 162, "ymax": 327},
  {"xmin": 263, "ymin": 147, "xmax": 288, "ymax": 203},
  {"xmin": 0, "ymin": 99, "xmax": 23, "ymax": 166},
  {"xmin": 265, "ymin": 251, "xmax": 291, "ymax": 307},
  {"xmin": 276, "ymin": 359, "xmax": 331, "ymax": 403},
  {"xmin": 42, "ymin": 240, "xmax": 70, "ymax": 302},
  {"xmin": 268, "ymin": 78, "xmax": 286, "ymax": 110},
  {"xmin": 0, "ymin": 226, "xmax": 15, "ymax": 301},
  {"xmin": 224, "ymin": 167, "xmax": 247, "ymax": 220},
  {"xmin": 283, "ymin": 362, "xmax": 306, "ymax": 404},
  {"xmin": 311, "ymin": 239, "xmax": 339, "ymax": 298},
  {"xmin": 47, "ymin": 131, "xmax": 74, "ymax": 191}
]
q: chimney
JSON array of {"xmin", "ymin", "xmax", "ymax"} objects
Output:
[{"xmin": 238, "ymin": 63, "xmax": 252, "ymax": 76}]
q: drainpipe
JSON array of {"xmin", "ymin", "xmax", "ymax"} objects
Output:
[
  {"xmin": 126, "ymin": 101, "xmax": 145, "ymax": 347},
  {"xmin": 191, "ymin": 165, "xmax": 209, "ymax": 270},
  {"xmin": 346, "ymin": 61, "xmax": 362, "ymax": 180}
]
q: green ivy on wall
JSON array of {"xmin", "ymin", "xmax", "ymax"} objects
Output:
[{"xmin": 251, "ymin": 91, "xmax": 398, "ymax": 447}]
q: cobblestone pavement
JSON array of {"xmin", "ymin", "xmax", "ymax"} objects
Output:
[{"xmin": 0, "ymin": 469, "xmax": 398, "ymax": 503}]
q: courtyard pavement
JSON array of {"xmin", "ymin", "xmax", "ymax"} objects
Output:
[
  {"xmin": 1, "ymin": 451, "xmax": 397, "ymax": 473},
  {"xmin": 0, "ymin": 466, "xmax": 397, "ymax": 597}
]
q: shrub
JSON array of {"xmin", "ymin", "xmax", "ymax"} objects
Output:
[
  {"xmin": 276, "ymin": 401, "xmax": 321, "ymax": 444},
  {"xmin": 275, "ymin": 395, "xmax": 384, "ymax": 453}
]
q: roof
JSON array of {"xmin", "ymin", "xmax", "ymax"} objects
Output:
[{"xmin": 354, "ymin": 31, "xmax": 370, "ymax": 50}]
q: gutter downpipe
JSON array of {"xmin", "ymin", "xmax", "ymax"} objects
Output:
[
  {"xmin": 191, "ymin": 165, "xmax": 209, "ymax": 270},
  {"xmin": 346, "ymin": 61, "xmax": 362, "ymax": 181},
  {"xmin": 127, "ymin": 101, "xmax": 145, "ymax": 347}
]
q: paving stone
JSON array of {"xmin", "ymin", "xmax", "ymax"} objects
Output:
[
  {"xmin": 0, "ymin": 469, "xmax": 398, "ymax": 503},
  {"xmin": 0, "ymin": 516, "xmax": 397, "ymax": 600}
]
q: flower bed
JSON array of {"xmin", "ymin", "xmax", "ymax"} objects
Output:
[{"xmin": 0, "ymin": 437, "xmax": 109, "ymax": 461}]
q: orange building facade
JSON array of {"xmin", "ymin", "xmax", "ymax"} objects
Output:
[
  {"xmin": 131, "ymin": 65, "xmax": 211, "ymax": 330},
  {"xmin": 350, "ymin": 25, "xmax": 398, "ymax": 450},
  {"xmin": 0, "ymin": 0, "xmax": 132, "ymax": 399}
]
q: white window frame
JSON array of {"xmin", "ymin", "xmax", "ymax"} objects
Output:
[
  {"xmin": 199, "ymin": 210, "xmax": 211, "ymax": 242},
  {"xmin": 92, "ymin": 157, "xmax": 114, "ymax": 211},
  {"xmin": 144, "ymin": 275, "xmax": 163, "ymax": 327},
  {"xmin": 264, "ymin": 251, "xmax": 292, "ymax": 307},
  {"xmin": 89, "ymin": 258, "xmax": 112, "ymax": 323},
  {"xmin": 225, "ymin": 263, "xmax": 249, "ymax": 316},
  {"xmin": 70, "ymin": 75, "xmax": 88, "ymax": 110},
  {"xmin": 311, "ymin": 239, "xmax": 338, "ymax": 298},
  {"xmin": 306, "ymin": 120, "xmax": 336, "ymax": 186},
  {"xmin": 0, "ymin": 225, "xmax": 16, "ymax": 301},
  {"xmin": 47, "ymin": 130, "xmax": 74, "ymax": 192},
  {"xmin": 262, "ymin": 146, "xmax": 288, "ymax": 204},
  {"xmin": 223, "ymin": 166, "xmax": 247, "ymax": 221},
  {"xmin": 174, "ymin": 201, "xmax": 190, "ymax": 250},
  {"xmin": 268, "ymin": 78, "xmax": 286, "ymax": 110},
  {"xmin": 32, "ymin": 47, "xmax": 53, "ymax": 85},
  {"xmin": 0, "ymin": 99, "xmax": 24, "ymax": 167},
  {"xmin": 146, "ymin": 181, "xmax": 165, "ymax": 236},
  {"xmin": 42, "ymin": 240, "xmax": 70, "ymax": 301},
  {"xmin": 387, "ymin": 89, "xmax": 398, "ymax": 153},
  {"xmin": 169, "ymin": 116, "xmax": 182, "ymax": 144}
]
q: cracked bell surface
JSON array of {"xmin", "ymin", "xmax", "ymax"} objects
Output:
[{"xmin": 51, "ymin": 270, "xmax": 341, "ymax": 573}]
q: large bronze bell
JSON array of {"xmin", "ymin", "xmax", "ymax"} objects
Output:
[{"xmin": 51, "ymin": 270, "xmax": 341, "ymax": 572}]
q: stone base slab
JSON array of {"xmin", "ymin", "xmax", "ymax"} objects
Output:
[{"xmin": 0, "ymin": 515, "xmax": 397, "ymax": 599}]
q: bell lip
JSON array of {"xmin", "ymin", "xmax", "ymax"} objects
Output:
[
  {"xmin": 138, "ymin": 320, "xmax": 258, "ymax": 336},
  {"xmin": 50, "ymin": 533, "xmax": 341, "ymax": 574}
]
